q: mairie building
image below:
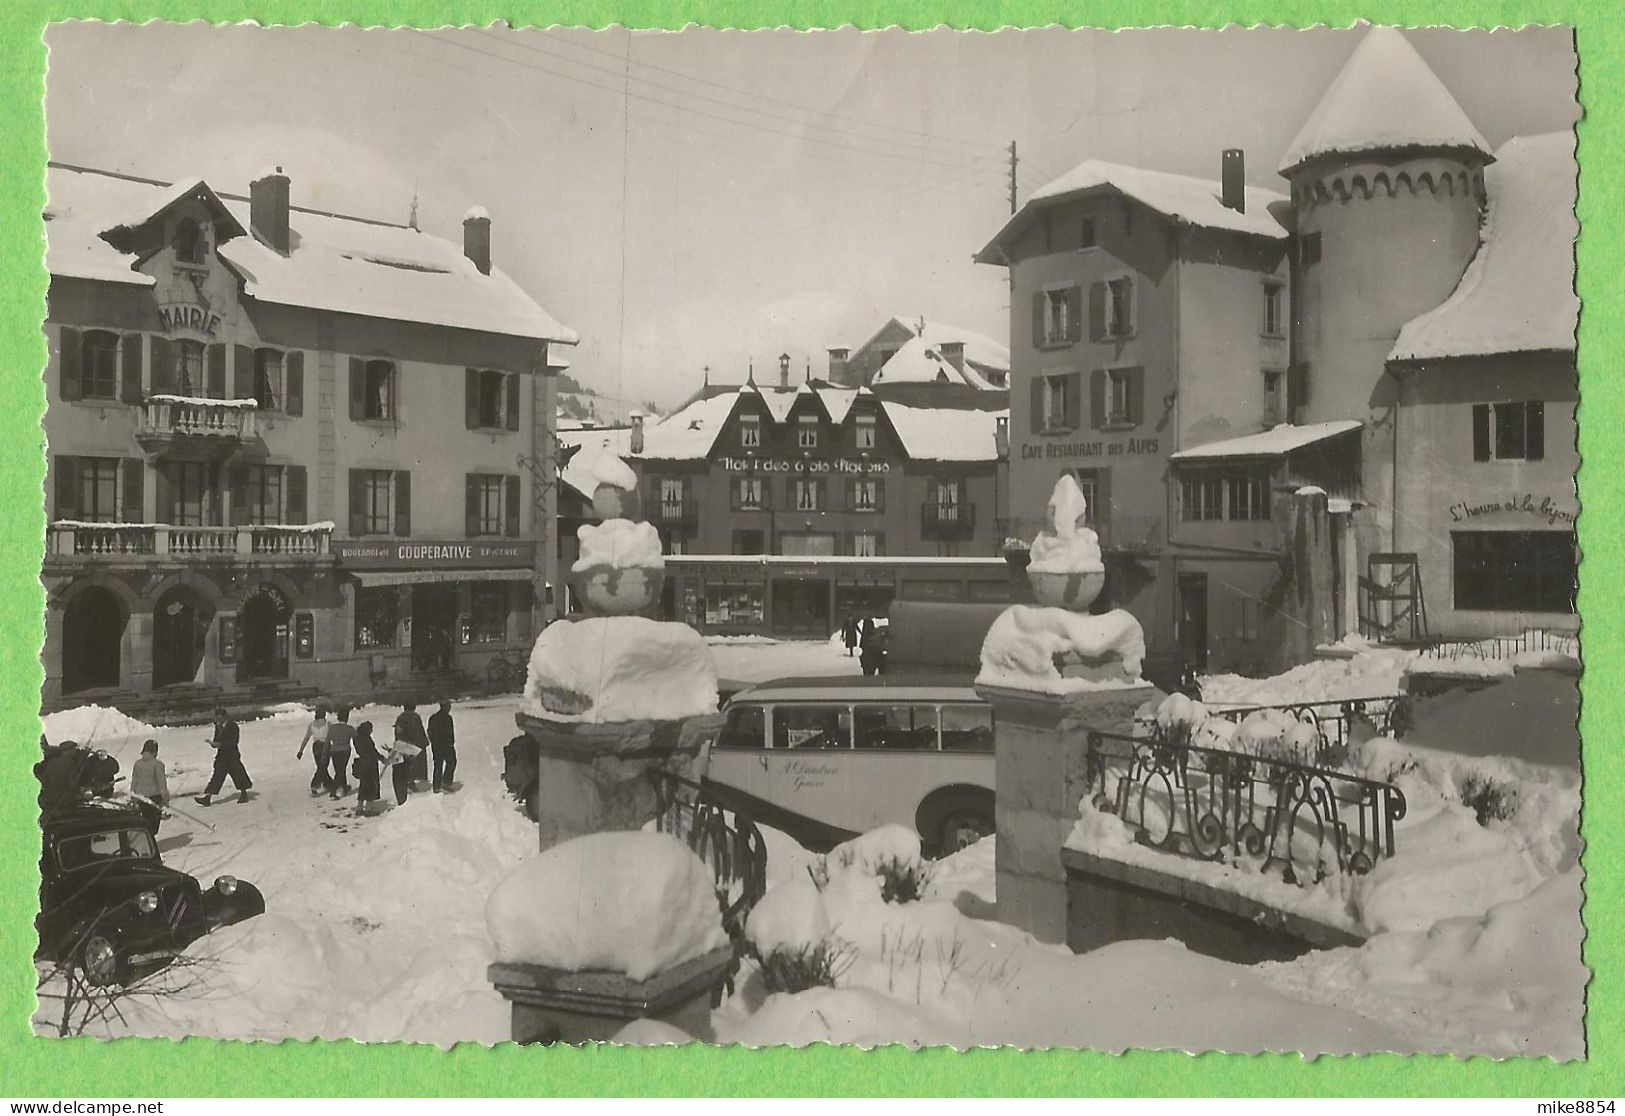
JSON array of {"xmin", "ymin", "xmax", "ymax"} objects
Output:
[{"xmin": 42, "ymin": 163, "xmax": 574, "ymax": 711}]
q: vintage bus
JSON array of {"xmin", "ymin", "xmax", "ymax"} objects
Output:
[{"xmin": 703, "ymin": 676, "xmax": 996, "ymax": 855}]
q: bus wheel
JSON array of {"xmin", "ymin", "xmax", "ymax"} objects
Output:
[{"xmin": 921, "ymin": 790, "xmax": 994, "ymax": 857}]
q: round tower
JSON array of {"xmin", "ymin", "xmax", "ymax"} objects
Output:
[{"xmin": 1281, "ymin": 27, "xmax": 1493, "ymax": 547}]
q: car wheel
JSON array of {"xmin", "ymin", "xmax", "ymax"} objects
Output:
[{"xmin": 78, "ymin": 930, "xmax": 124, "ymax": 987}]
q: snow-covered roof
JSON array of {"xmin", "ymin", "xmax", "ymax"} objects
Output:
[
  {"xmin": 818, "ymin": 386, "xmax": 861, "ymax": 425},
  {"xmin": 879, "ymin": 401, "xmax": 1007, "ymax": 462},
  {"xmin": 873, "ymin": 335, "xmax": 1001, "ymax": 391},
  {"xmin": 1170, "ymin": 420, "xmax": 1362, "ymax": 461},
  {"xmin": 978, "ymin": 160, "xmax": 1287, "ymax": 263},
  {"xmin": 1278, "ymin": 27, "xmax": 1493, "ymax": 176},
  {"xmin": 45, "ymin": 164, "xmax": 576, "ymax": 345},
  {"xmin": 1390, "ymin": 132, "xmax": 1577, "ymax": 363},
  {"xmin": 638, "ymin": 390, "xmax": 742, "ymax": 461},
  {"xmin": 748, "ymin": 383, "xmax": 802, "ymax": 424},
  {"xmin": 861, "ymin": 316, "xmax": 1010, "ymax": 376}
]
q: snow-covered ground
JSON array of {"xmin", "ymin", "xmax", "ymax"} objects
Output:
[{"xmin": 709, "ymin": 635, "xmax": 864, "ymax": 683}]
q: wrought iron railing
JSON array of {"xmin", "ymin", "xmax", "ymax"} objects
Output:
[
  {"xmin": 1085, "ymin": 728, "xmax": 1406, "ymax": 887},
  {"xmin": 921, "ymin": 502, "xmax": 976, "ymax": 536},
  {"xmin": 1194, "ymin": 694, "xmax": 1412, "ymax": 756},
  {"xmin": 650, "ymin": 769, "xmax": 768, "ymax": 942},
  {"xmin": 1419, "ymin": 629, "xmax": 1579, "ymax": 661}
]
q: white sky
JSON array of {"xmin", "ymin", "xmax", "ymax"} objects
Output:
[{"xmin": 44, "ymin": 23, "xmax": 1577, "ymax": 410}]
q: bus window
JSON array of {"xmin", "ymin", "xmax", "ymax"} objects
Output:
[
  {"xmin": 940, "ymin": 704, "xmax": 994, "ymax": 752},
  {"xmin": 774, "ymin": 705, "xmax": 852, "ymax": 750},
  {"xmin": 854, "ymin": 704, "xmax": 939, "ymax": 751},
  {"xmin": 716, "ymin": 705, "xmax": 766, "ymax": 749}
]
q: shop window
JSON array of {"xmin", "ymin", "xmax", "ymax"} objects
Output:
[
  {"xmin": 1179, "ymin": 473, "xmax": 1224, "ymax": 522},
  {"xmin": 852, "ymin": 478, "xmax": 881, "ymax": 511},
  {"xmin": 355, "ymin": 587, "xmax": 399, "ymax": 649},
  {"xmin": 795, "ymin": 478, "xmax": 822, "ymax": 511},
  {"xmin": 773, "ymin": 705, "xmax": 852, "ymax": 750},
  {"xmin": 1226, "ymin": 470, "xmax": 1272, "ymax": 522},
  {"xmin": 705, "ymin": 583, "xmax": 765, "ymax": 624},
  {"xmin": 1262, "ymin": 282, "xmax": 1285, "ymax": 338},
  {"xmin": 467, "ymin": 583, "xmax": 508, "ymax": 643},
  {"xmin": 245, "ymin": 465, "xmax": 284, "ymax": 526},
  {"xmin": 254, "ymin": 349, "xmax": 283, "ymax": 411},
  {"xmin": 740, "ymin": 415, "xmax": 761, "ymax": 448},
  {"xmin": 1106, "ymin": 277, "xmax": 1135, "ymax": 338},
  {"xmin": 1263, "ymin": 370, "xmax": 1284, "ymax": 426},
  {"xmin": 172, "ymin": 218, "xmax": 205, "ymax": 265},
  {"xmin": 798, "ymin": 415, "xmax": 819, "ymax": 449},
  {"xmin": 854, "ymin": 705, "xmax": 938, "ymax": 751},
  {"xmin": 81, "ymin": 331, "xmax": 119, "ymax": 400},
  {"xmin": 177, "ymin": 340, "xmax": 206, "ymax": 397},
  {"xmin": 1453, "ymin": 531, "xmax": 1575, "ymax": 613},
  {"xmin": 735, "ymin": 476, "xmax": 765, "ymax": 510},
  {"xmin": 855, "ymin": 415, "xmax": 877, "ymax": 450},
  {"xmin": 1472, "ymin": 401, "xmax": 1545, "ymax": 462}
]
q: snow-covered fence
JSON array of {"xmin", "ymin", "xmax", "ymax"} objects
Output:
[
  {"xmin": 649, "ymin": 770, "xmax": 768, "ymax": 948},
  {"xmin": 1085, "ymin": 729, "xmax": 1407, "ymax": 887},
  {"xmin": 1196, "ymin": 694, "xmax": 1410, "ymax": 756},
  {"xmin": 1419, "ymin": 629, "xmax": 1579, "ymax": 662}
]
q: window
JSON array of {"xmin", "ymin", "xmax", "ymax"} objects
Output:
[
  {"xmin": 1070, "ymin": 470, "xmax": 1101, "ymax": 520},
  {"xmin": 717, "ymin": 705, "xmax": 765, "ymax": 749},
  {"xmin": 467, "ymin": 584, "xmax": 508, "ymax": 643},
  {"xmin": 1044, "ymin": 288, "xmax": 1072, "ymax": 345},
  {"xmin": 1473, "ymin": 401, "xmax": 1545, "ymax": 462},
  {"xmin": 941, "ymin": 704, "xmax": 994, "ymax": 752},
  {"xmin": 659, "ymin": 477, "xmax": 685, "ymax": 519},
  {"xmin": 852, "ymin": 479, "xmax": 880, "ymax": 511},
  {"xmin": 740, "ymin": 416, "xmax": 761, "ymax": 448},
  {"xmin": 168, "ymin": 461, "xmax": 214, "ymax": 526},
  {"xmin": 355, "ymin": 587, "xmax": 399, "ymax": 649},
  {"xmin": 362, "ymin": 360, "xmax": 395, "ymax": 421},
  {"xmin": 254, "ymin": 349, "xmax": 282, "ymax": 411},
  {"xmin": 855, "ymin": 415, "xmax": 877, "ymax": 450},
  {"xmin": 1080, "ymin": 216, "xmax": 1098, "ymax": 249},
  {"xmin": 478, "ymin": 369, "xmax": 506, "ymax": 428},
  {"xmin": 1263, "ymin": 282, "xmax": 1285, "ymax": 337},
  {"xmin": 1238, "ymin": 599, "xmax": 1262, "ymax": 642},
  {"xmin": 470, "ymin": 474, "xmax": 508, "ymax": 536},
  {"xmin": 1226, "ymin": 470, "xmax": 1272, "ymax": 521},
  {"xmin": 1043, "ymin": 374, "xmax": 1073, "ymax": 432},
  {"xmin": 177, "ymin": 341, "xmax": 205, "ymax": 397},
  {"xmin": 1453, "ymin": 531, "xmax": 1575, "ymax": 613},
  {"xmin": 357, "ymin": 470, "xmax": 394, "ymax": 535},
  {"xmin": 798, "ymin": 415, "xmax": 819, "ymax": 449},
  {"xmin": 795, "ymin": 478, "xmax": 822, "ymax": 511},
  {"xmin": 1106, "ymin": 277, "xmax": 1135, "ymax": 337},
  {"xmin": 935, "ymin": 480, "xmax": 962, "ymax": 521},
  {"xmin": 773, "ymin": 705, "xmax": 852, "ymax": 750},
  {"xmin": 81, "ymin": 331, "xmax": 119, "ymax": 400},
  {"xmin": 1301, "ymin": 232, "xmax": 1322, "ymax": 267},
  {"xmin": 781, "ymin": 533, "xmax": 837, "ymax": 557},
  {"xmin": 245, "ymin": 465, "xmax": 284, "ymax": 525},
  {"xmin": 854, "ymin": 705, "xmax": 937, "ymax": 750},
  {"xmin": 172, "ymin": 218, "xmax": 205, "ymax": 264},
  {"xmin": 852, "ymin": 532, "xmax": 881, "ymax": 557},
  {"xmin": 1263, "ymin": 371, "xmax": 1284, "ymax": 426},
  {"xmin": 1105, "ymin": 368, "xmax": 1132, "ymax": 425},
  {"xmin": 736, "ymin": 476, "xmax": 764, "ymax": 510},
  {"xmin": 75, "ymin": 457, "xmax": 121, "ymax": 523},
  {"xmin": 1180, "ymin": 473, "xmax": 1224, "ymax": 522}
]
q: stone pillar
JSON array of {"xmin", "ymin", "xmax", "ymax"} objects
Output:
[
  {"xmin": 488, "ymin": 946, "xmax": 733, "ymax": 1044},
  {"xmin": 1288, "ymin": 488, "xmax": 1334, "ymax": 665},
  {"xmin": 975, "ymin": 681, "xmax": 1156, "ymax": 944}
]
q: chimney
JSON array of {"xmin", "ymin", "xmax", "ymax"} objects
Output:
[
  {"xmin": 249, "ymin": 166, "xmax": 291, "ymax": 255},
  {"xmin": 464, "ymin": 206, "xmax": 492, "ymax": 275},
  {"xmin": 778, "ymin": 352, "xmax": 791, "ymax": 391},
  {"xmin": 940, "ymin": 341, "xmax": 966, "ymax": 374},
  {"xmin": 630, "ymin": 412, "xmax": 646, "ymax": 456},
  {"xmin": 995, "ymin": 415, "xmax": 1010, "ymax": 459},
  {"xmin": 827, "ymin": 347, "xmax": 850, "ymax": 384},
  {"xmin": 1221, "ymin": 149, "xmax": 1246, "ymax": 214}
]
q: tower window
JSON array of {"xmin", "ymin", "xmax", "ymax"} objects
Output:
[{"xmin": 1301, "ymin": 232, "xmax": 1322, "ymax": 267}]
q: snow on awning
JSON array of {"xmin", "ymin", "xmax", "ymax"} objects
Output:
[
  {"xmin": 1170, "ymin": 420, "xmax": 1362, "ymax": 462},
  {"xmin": 350, "ymin": 568, "xmax": 533, "ymax": 588}
]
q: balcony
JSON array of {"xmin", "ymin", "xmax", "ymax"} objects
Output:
[
  {"xmin": 135, "ymin": 396, "xmax": 259, "ymax": 456},
  {"xmin": 46, "ymin": 522, "xmax": 333, "ymax": 563},
  {"xmin": 648, "ymin": 498, "xmax": 700, "ymax": 527},
  {"xmin": 921, "ymin": 501, "xmax": 977, "ymax": 539}
]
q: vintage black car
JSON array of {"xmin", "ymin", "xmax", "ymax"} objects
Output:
[{"xmin": 36, "ymin": 799, "xmax": 265, "ymax": 986}]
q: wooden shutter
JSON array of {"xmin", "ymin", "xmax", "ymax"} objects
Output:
[
  {"xmin": 1088, "ymin": 282, "xmax": 1107, "ymax": 342},
  {"xmin": 1065, "ymin": 285, "xmax": 1083, "ymax": 343},
  {"xmin": 349, "ymin": 357, "xmax": 366, "ymax": 420},
  {"xmin": 121, "ymin": 459, "xmax": 143, "ymax": 523},
  {"xmin": 1030, "ymin": 376, "xmax": 1046, "ymax": 435},
  {"xmin": 394, "ymin": 471, "xmax": 412, "ymax": 536},
  {"xmin": 207, "ymin": 343, "xmax": 226, "ymax": 399},
  {"xmin": 150, "ymin": 336, "xmax": 174, "ymax": 395},
  {"xmin": 1472, "ymin": 404, "xmax": 1491, "ymax": 462},
  {"xmin": 465, "ymin": 368, "xmax": 480, "ymax": 429},
  {"xmin": 120, "ymin": 334, "xmax": 144, "ymax": 404},
  {"xmin": 233, "ymin": 345, "xmax": 254, "ymax": 400},
  {"xmin": 348, "ymin": 469, "xmax": 367, "ymax": 534},
  {"xmin": 285, "ymin": 351, "xmax": 304, "ymax": 416},
  {"xmin": 58, "ymin": 327, "xmax": 82, "ymax": 401},
  {"xmin": 465, "ymin": 475, "xmax": 480, "ymax": 536},
  {"xmin": 1031, "ymin": 292, "xmax": 1046, "ymax": 348},
  {"xmin": 53, "ymin": 456, "xmax": 79, "ymax": 521},
  {"xmin": 1060, "ymin": 371, "xmax": 1081, "ymax": 431},
  {"xmin": 286, "ymin": 465, "xmax": 307, "ymax": 523},
  {"xmin": 229, "ymin": 463, "xmax": 250, "ymax": 526},
  {"xmin": 1127, "ymin": 367, "xmax": 1145, "ymax": 426},
  {"xmin": 1526, "ymin": 401, "xmax": 1545, "ymax": 461},
  {"xmin": 1090, "ymin": 370, "xmax": 1106, "ymax": 430},
  {"xmin": 505, "ymin": 373, "xmax": 521, "ymax": 431},
  {"xmin": 505, "ymin": 474, "xmax": 521, "ymax": 537}
]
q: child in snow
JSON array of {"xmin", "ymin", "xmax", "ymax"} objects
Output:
[
  {"xmin": 351, "ymin": 721, "xmax": 383, "ymax": 816},
  {"xmin": 129, "ymin": 739, "xmax": 169, "ymax": 829},
  {"xmin": 324, "ymin": 707, "xmax": 355, "ymax": 799},
  {"xmin": 296, "ymin": 704, "xmax": 332, "ymax": 796}
]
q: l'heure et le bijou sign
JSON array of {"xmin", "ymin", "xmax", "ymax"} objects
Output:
[{"xmin": 333, "ymin": 540, "xmax": 536, "ymax": 568}]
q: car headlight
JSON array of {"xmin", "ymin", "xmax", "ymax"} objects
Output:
[
  {"xmin": 135, "ymin": 891, "xmax": 159, "ymax": 914},
  {"xmin": 214, "ymin": 875, "xmax": 238, "ymax": 896}
]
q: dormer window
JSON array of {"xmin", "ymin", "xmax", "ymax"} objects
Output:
[
  {"xmin": 173, "ymin": 218, "xmax": 205, "ymax": 265},
  {"xmin": 740, "ymin": 414, "xmax": 761, "ymax": 448},
  {"xmin": 855, "ymin": 414, "xmax": 877, "ymax": 450},
  {"xmin": 797, "ymin": 415, "xmax": 818, "ymax": 449}
]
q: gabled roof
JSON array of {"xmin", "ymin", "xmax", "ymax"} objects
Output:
[
  {"xmin": 873, "ymin": 335, "xmax": 1002, "ymax": 391},
  {"xmin": 1169, "ymin": 420, "xmax": 1362, "ymax": 461},
  {"xmin": 45, "ymin": 164, "xmax": 576, "ymax": 345},
  {"xmin": 99, "ymin": 175, "xmax": 247, "ymax": 249},
  {"xmin": 977, "ymin": 159, "xmax": 1288, "ymax": 263},
  {"xmin": 1278, "ymin": 27, "xmax": 1493, "ymax": 176},
  {"xmin": 1390, "ymin": 132, "xmax": 1577, "ymax": 363},
  {"xmin": 878, "ymin": 400, "xmax": 1007, "ymax": 462},
  {"xmin": 638, "ymin": 389, "xmax": 744, "ymax": 461},
  {"xmin": 852, "ymin": 316, "xmax": 1010, "ymax": 376}
]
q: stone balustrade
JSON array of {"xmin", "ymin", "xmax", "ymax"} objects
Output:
[
  {"xmin": 47, "ymin": 522, "xmax": 333, "ymax": 560},
  {"xmin": 138, "ymin": 397, "xmax": 259, "ymax": 441}
]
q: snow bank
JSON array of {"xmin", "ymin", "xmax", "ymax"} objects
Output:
[
  {"xmin": 524, "ymin": 616, "xmax": 717, "ymax": 723},
  {"xmin": 612, "ymin": 1018, "xmax": 696, "ymax": 1045},
  {"xmin": 1154, "ymin": 692, "xmax": 1208, "ymax": 735},
  {"xmin": 977, "ymin": 605, "xmax": 1145, "ymax": 693},
  {"xmin": 41, "ymin": 704, "xmax": 156, "ymax": 745},
  {"xmin": 746, "ymin": 877, "xmax": 831, "ymax": 956},
  {"xmin": 1203, "ymin": 643, "xmax": 1416, "ymax": 706},
  {"xmin": 573, "ymin": 518, "xmax": 664, "ymax": 573},
  {"xmin": 1026, "ymin": 475, "xmax": 1104, "ymax": 574},
  {"xmin": 485, "ymin": 831, "xmax": 728, "ymax": 981}
]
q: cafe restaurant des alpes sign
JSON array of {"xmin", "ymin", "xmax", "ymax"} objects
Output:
[{"xmin": 333, "ymin": 539, "xmax": 537, "ymax": 569}]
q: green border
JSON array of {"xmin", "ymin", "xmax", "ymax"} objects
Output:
[{"xmin": 0, "ymin": 2, "xmax": 1613, "ymax": 1097}]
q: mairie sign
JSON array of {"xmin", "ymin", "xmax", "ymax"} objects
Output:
[{"xmin": 334, "ymin": 539, "xmax": 537, "ymax": 569}]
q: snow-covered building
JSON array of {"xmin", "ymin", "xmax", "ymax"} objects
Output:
[
  {"xmin": 827, "ymin": 315, "xmax": 1010, "ymax": 394},
  {"xmin": 41, "ymin": 163, "xmax": 575, "ymax": 709},
  {"xmin": 620, "ymin": 361, "xmax": 1010, "ymax": 636},
  {"xmin": 980, "ymin": 27, "xmax": 1576, "ymax": 671}
]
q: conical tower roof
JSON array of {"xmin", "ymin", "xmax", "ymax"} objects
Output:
[{"xmin": 1279, "ymin": 27, "xmax": 1492, "ymax": 176}]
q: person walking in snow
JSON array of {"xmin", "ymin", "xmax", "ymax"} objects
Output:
[
  {"xmin": 351, "ymin": 721, "xmax": 383, "ymax": 816},
  {"xmin": 395, "ymin": 701, "xmax": 430, "ymax": 792},
  {"xmin": 195, "ymin": 706, "xmax": 252, "ymax": 806},
  {"xmin": 384, "ymin": 731, "xmax": 421, "ymax": 807},
  {"xmin": 296, "ymin": 704, "xmax": 332, "ymax": 796},
  {"xmin": 129, "ymin": 739, "xmax": 169, "ymax": 829},
  {"xmin": 324, "ymin": 706, "xmax": 355, "ymax": 799},
  {"xmin": 842, "ymin": 614, "xmax": 859, "ymax": 657},
  {"xmin": 428, "ymin": 699, "xmax": 457, "ymax": 793}
]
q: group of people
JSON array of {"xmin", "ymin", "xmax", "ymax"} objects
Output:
[
  {"xmin": 840, "ymin": 614, "xmax": 888, "ymax": 676},
  {"xmin": 36, "ymin": 734, "xmax": 170, "ymax": 827},
  {"xmin": 296, "ymin": 700, "xmax": 458, "ymax": 816}
]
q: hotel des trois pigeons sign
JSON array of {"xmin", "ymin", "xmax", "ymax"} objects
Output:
[{"xmin": 334, "ymin": 540, "xmax": 537, "ymax": 569}]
